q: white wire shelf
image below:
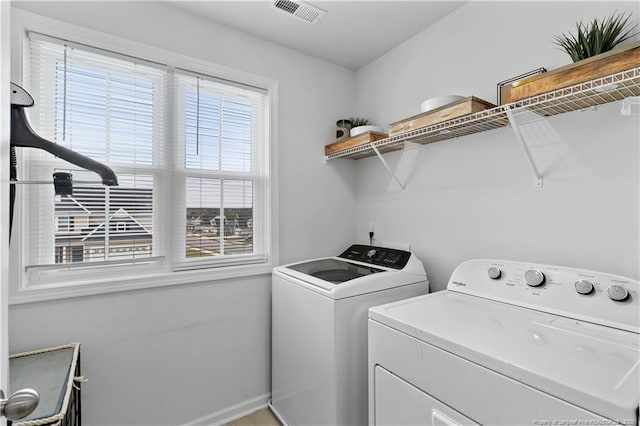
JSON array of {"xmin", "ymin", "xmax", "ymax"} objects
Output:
[{"xmin": 326, "ymin": 66, "xmax": 640, "ymax": 161}]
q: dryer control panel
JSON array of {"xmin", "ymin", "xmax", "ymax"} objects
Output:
[
  {"xmin": 449, "ymin": 259, "xmax": 639, "ymax": 333},
  {"xmin": 339, "ymin": 245, "xmax": 411, "ymax": 270}
]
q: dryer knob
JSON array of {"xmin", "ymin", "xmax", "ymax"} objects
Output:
[
  {"xmin": 487, "ymin": 267, "xmax": 501, "ymax": 280},
  {"xmin": 574, "ymin": 280, "xmax": 594, "ymax": 295},
  {"xmin": 607, "ymin": 285, "xmax": 629, "ymax": 302},
  {"xmin": 524, "ymin": 269, "xmax": 545, "ymax": 287}
]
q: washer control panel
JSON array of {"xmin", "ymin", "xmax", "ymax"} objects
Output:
[
  {"xmin": 338, "ymin": 244, "xmax": 411, "ymax": 269},
  {"xmin": 448, "ymin": 259, "xmax": 639, "ymax": 332}
]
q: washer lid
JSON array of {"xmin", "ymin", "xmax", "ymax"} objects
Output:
[
  {"xmin": 286, "ymin": 258, "xmax": 385, "ymax": 284},
  {"xmin": 274, "ymin": 255, "xmax": 427, "ymax": 299},
  {"xmin": 369, "ymin": 292, "xmax": 640, "ymax": 422}
]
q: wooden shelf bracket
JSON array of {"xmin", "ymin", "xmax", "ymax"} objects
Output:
[{"xmin": 504, "ymin": 106, "xmax": 543, "ymax": 188}]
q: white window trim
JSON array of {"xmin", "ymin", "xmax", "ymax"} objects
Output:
[{"xmin": 9, "ymin": 8, "xmax": 280, "ymax": 305}]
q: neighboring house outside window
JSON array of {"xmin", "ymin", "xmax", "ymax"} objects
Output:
[{"xmin": 53, "ymin": 187, "xmax": 153, "ymax": 264}]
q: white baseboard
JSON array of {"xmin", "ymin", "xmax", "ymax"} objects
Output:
[
  {"xmin": 181, "ymin": 393, "xmax": 271, "ymax": 426},
  {"xmin": 267, "ymin": 400, "xmax": 288, "ymax": 425}
]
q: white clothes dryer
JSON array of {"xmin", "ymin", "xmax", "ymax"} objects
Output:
[
  {"xmin": 270, "ymin": 244, "xmax": 428, "ymax": 426},
  {"xmin": 369, "ymin": 259, "xmax": 639, "ymax": 426}
]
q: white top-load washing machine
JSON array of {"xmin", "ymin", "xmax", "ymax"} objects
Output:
[
  {"xmin": 369, "ymin": 259, "xmax": 639, "ymax": 426},
  {"xmin": 270, "ymin": 244, "xmax": 428, "ymax": 426}
]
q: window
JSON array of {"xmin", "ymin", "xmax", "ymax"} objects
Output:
[
  {"xmin": 54, "ymin": 216, "xmax": 74, "ymax": 232},
  {"xmin": 174, "ymin": 73, "xmax": 268, "ymax": 269},
  {"xmin": 20, "ymin": 32, "xmax": 272, "ymax": 290}
]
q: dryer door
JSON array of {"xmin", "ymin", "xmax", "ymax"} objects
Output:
[{"xmin": 374, "ymin": 366, "xmax": 478, "ymax": 426}]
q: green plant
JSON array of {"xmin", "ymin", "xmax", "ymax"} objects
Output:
[
  {"xmin": 350, "ymin": 117, "xmax": 369, "ymax": 127},
  {"xmin": 553, "ymin": 12, "xmax": 638, "ymax": 62}
]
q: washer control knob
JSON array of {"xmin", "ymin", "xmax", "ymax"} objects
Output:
[
  {"xmin": 366, "ymin": 249, "xmax": 377, "ymax": 259},
  {"xmin": 524, "ymin": 269, "xmax": 545, "ymax": 287},
  {"xmin": 487, "ymin": 267, "xmax": 501, "ymax": 280},
  {"xmin": 574, "ymin": 280, "xmax": 594, "ymax": 295},
  {"xmin": 607, "ymin": 285, "xmax": 629, "ymax": 302}
]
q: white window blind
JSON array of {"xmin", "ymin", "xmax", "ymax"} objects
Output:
[
  {"xmin": 20, "ymin": 32, "xmax": 271, "ymax": 289},
  {"xmin": 173, "ymin": 72, "xmax": 269, "ymax": 270},
  {"xmin": 23, "ymin": 33, "xmax": 165, "ymax": 284}
]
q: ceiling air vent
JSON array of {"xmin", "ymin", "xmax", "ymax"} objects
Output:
[{"xmin": 271, "ymin": 0, "xmax": 326, "ymax": 24}]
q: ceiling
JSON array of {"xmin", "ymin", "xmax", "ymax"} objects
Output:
[{"xmin": 166, "ymin": 1, "xmax": 466, "ymax": 70}]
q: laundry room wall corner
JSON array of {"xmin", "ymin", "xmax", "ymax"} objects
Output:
[{"xmin": 354, "ymin": 1, "xmax": 640, "ymax": 291}]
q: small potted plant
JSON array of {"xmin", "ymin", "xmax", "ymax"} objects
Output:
[
  {"xmin": 349, "ymin": 117, "xmax": 384, "ymax": 137},
  {"xmin": 552, "ymin": 11, "xmax": 638, "ymax": 62},
  {"xmin": 335, "ymin": 118, "xmax": 352, "ymax": 140}
]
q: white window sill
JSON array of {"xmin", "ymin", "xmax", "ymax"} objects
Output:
[{"xmin": 9, "ymin": 262, "xmax": 275, "ymax": 305}]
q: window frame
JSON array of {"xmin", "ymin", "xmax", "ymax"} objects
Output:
[{"xmin": 9, "ymin": 9, "xmax": 279, "ymax": 305}]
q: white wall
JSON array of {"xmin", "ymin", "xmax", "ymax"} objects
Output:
[
  {"xmin": 9, "ymin": 2, "xmax": 356, "ymax": 425},
  {"xmin": 354, "ymin": 1, "xmax": 640, "ymax": 291},
  {"xmin": 10, "ymin": 276, "xmax": 271, "ymax": 425}
]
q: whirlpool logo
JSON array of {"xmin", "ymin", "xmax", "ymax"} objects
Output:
[{"xmin": 452, "ymin": 280, "xmax": 467, "ymax": 287}]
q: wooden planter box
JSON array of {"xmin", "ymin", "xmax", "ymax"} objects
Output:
[
  {"xmin": 500, "ymin": 41, "xmax": 640, "ymax": 104},
  {"xmin": 389, "ymin": 96, "xmax": 496, "ymax": 136},
  {"xmin": 324, "ymin": 131, "xmax": 389, "ymax": 157}
]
